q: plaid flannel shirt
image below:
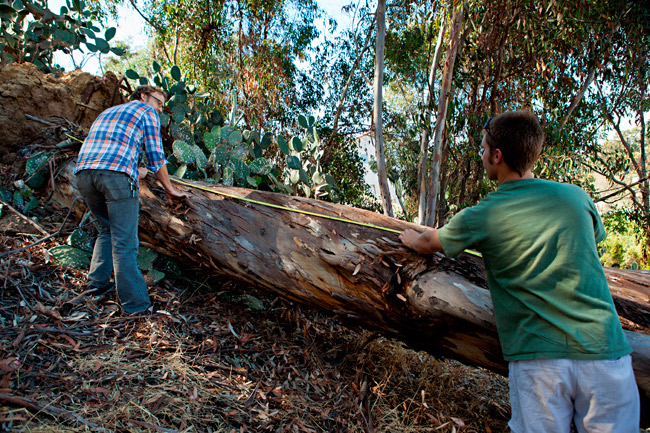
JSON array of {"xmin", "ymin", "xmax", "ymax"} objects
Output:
[{"xmin": 74, "ymin": 100, "xmax": 167, "ymax": 181}]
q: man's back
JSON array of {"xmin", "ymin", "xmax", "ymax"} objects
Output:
[
  {"xmin": 75, "ymin": 100, "xmax": 164, "ymax": 180},
  {"xmin": 438, "ymin": 178, "xmax": 631, "ymax": 361}
]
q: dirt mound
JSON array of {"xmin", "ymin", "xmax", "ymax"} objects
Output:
[
  {"xmin": 0, "ymin": 63, "xmax": 125, "ymax": 161},
  {"xmin": 61, "ymin": 65, "xmax": 125, "ymax": 129}
]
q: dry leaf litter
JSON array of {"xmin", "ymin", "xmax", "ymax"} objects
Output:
[{"xmin": 0, "ymin": 164, "xmax": 510, "ymax": 433}]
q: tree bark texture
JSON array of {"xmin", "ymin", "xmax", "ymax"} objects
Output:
[
  {"xmin": 53, "ymin": 160, "xmax": 650, "ymax": 400},
  {"xmin": 423, "ymin": 4, "xmax": 464, "ymax": 227},
  {"xmin": 372, "ymin": 0, "xmax": 393, "ymax": 217},
  {"xmin": 417, "ymin": 17, "xmax": 447, "ymax": 225}
]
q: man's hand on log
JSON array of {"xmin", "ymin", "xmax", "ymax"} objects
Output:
[
  {"xmin": 165, "ymin": 186, "xmax": 194, "ymax": 209},
  {"xmin": 399, "ymin": 228, "xmax": 443, "ymax": 254}
]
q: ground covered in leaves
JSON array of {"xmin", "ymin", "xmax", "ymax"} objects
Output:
[{"xmin": 0, "ymin": 173, "xmax": 511, "ymax": 433}]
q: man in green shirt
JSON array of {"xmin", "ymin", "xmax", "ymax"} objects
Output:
[{"xmin": 400, "ymin": 110, "xmax": 639, "ymax": 432}]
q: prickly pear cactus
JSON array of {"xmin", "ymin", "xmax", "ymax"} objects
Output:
[
  {"xmin": 273, "ymin": 115, "xmax": 337, "ymax": 200},
  {"xmin": 124, "ymin": 64, "xmax": 338, "ymax": 201}
]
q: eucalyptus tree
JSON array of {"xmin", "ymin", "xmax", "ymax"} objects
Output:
[
  {"xmin": 587, "ymin": 2, "xmax": 650, "ymax": 259},
  {"xmin": 376, "ymin": 0, "xmax": 648, "ymax": 233},
  {"xmin": 372, "ymin": 0, "xmax": 393, "ymax": 216}
]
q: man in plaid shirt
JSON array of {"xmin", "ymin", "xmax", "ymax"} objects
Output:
[{"xmin": 75, "ymin": 85, "xmax": 189, "ymax": 315}]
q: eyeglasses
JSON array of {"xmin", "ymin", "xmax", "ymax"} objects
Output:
[
  {"xmin": 483, "ymin": 117, "xmax": 491, "ymax": 130},
  {"xmin": 480, "ymin": 117, "xmax": 498, "ymax": 157},
  {"xmin": 483, "ymin": 116, "xmax": 498, "ymax": 145},
  {"xmin": 483, "ymin": 117, "xmax": 495, "ymax": 138},
  {"xmin": 149, "ymin": 94, "xmax": 165, "ymax": 106}
]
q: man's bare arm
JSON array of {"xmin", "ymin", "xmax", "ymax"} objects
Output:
[{"xmin": 399, "ymin": 228, "xmax": 443, "ymax": 254}]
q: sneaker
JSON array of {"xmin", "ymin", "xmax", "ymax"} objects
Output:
[
  {"xmin": 128, "ymin": 305, "xmax": 170, "ymax": 317},
  {"xmin": 87, "ymin": 283, "xmax": 115, "ymax": 298}
]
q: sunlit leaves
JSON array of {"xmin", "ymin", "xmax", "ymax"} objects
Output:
[{"xmin": 0, "ymin": 0, "xmax": 123, "ymax": 73}]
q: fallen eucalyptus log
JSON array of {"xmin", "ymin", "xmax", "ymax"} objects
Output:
[{"xmin": 52, "ymin": 160, "xmax": 650, "ymax": 401}]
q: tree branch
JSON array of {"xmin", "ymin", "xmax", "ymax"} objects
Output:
[
  {"xmin": 595, "ymin": 175, "xmax": 650, "ymax": 203},
  {"xmin": 128, "ymin": 0, "xmax": 164, "ymax": 33},
  {"xmin": 557, "ymin": 67, "xmax": 596, "ymax": 132},
  {"xmin": 0, "ymin": 393, "xmax": 110, "ymax": 431},
  {"xmin": 557, "ymin": 20, "xmax": 621, "ymax": 134},
  {"xmin": 0, "ymin": 199, "xmax": 50, "ymax": 236},
  {"xmin": 332, "ymin": 21, "xmax": 375, "ymax": 135}
]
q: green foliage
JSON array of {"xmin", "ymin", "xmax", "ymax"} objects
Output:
[
  {"xmin": 0, "ymin": 150, "xmax": 58, "ymax": 216},
  {"xmin": 93, "ymin": 0, "xmax": 320, "ymax": 130},
  {"xmin": 23, "ymin": 196, "xmax": 38, "ymax": 214},
  {"xmin": 49, "ymin": 229, "xmax": 96, "ymax": 268},
  {"xmin": 48, "ymin": 245, "xmax": 92, "ymax": 268},
  {"xmin": 273, "ymin": 117, "xmax": 338, "ymax": 200},
  {"xmin": 126, "ymin": 62, "xmax": 338, "ymax": 200},
  {"xmin": 143, "ymin": 268, "xmax": 165, "ymax": 285},
  {"xmin": 25, "ymin": 151, "xmax": 53, "ymax": 188},
  {"xmin": 68, "ymin": 228, "xmax": 94, "ymax": 252},
  {"xmin": 1, "ymin": 180, "xmax": 39, "ymax": 215},
  {"xmin": 0, "ymin": 0, "xmax": 124, "ymax": 73},
  {"xmin": 136, "ymin": 247, "xmax": 157, "ymax": 271},
  {"xmin": 319, "ymin": 129, "xmax": 381, "ymax": 212},
  {"xmin": 137, "ymin": 247, "xmax": 166, "ymax": 283},
  {"xmin": 0, "ymin": 188, "xmax": 11, "ymax": 203},
  {"xmin": 102, "ymin": 39, "xmax": 153, "ymax": 77},
  {"xmin": 317, "ymin": 0, "xmax": 649, "ymax": 229},
  {"xmin": 599, "ymin": 209, "xmax": 649, "ymax": 270},
  {"xmin": 95, "ymin": 0, "xmax": 650, "ymax": 232}
]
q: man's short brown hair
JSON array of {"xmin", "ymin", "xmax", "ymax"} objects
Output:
[
  {"xmin": 129, "ymin": 85, "xmax": 166, "ymax": 102},
  {"xmin": 484, "ymin": 110, "xmax": 545, "ymax": 176}
]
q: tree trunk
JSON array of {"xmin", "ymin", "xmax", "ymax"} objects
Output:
[
  {"xmin": 417, "ymin": 17, "xmax": 447, "ymax": 225},
  {"xmin": 422, "ymin": 4, "xmax": 463, "ymax": 227},
  {"xmin": 372, "ymin": 0, "xmax": 393, "ymax": 217},
  {"xmin": 53, "ymin": 160, "xmax": 650, "ymax": 402}
]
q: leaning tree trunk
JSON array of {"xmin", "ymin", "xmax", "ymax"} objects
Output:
[{"xmin": 52, "ymin": 160, "xmax": 650, "ymax": 401}]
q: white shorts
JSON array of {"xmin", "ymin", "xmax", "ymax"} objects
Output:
[{"xmin": 508, "ymin": 355, "xmax": 639, "ymax": 433}]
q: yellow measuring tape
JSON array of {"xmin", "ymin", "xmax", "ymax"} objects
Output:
[
  {"xmin": 170, "ymin": 175, "xmax": 402, "ymax": 234},
  {"xmin": 66, "ymin": 134, "xmax": 482, "ymax": 257},
  {"xmin": 169, "ymin": 174, "xmax": 483, "ymax": 258}
]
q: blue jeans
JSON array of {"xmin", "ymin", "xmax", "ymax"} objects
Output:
[{"xmin": 75, "ymin": 170, "xmax": 150, "ymax": 314}]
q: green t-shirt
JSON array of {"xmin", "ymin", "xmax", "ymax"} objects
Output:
[{"xmin": 438, "ymin": 178, "xmax": 631, "ymax": 361}]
